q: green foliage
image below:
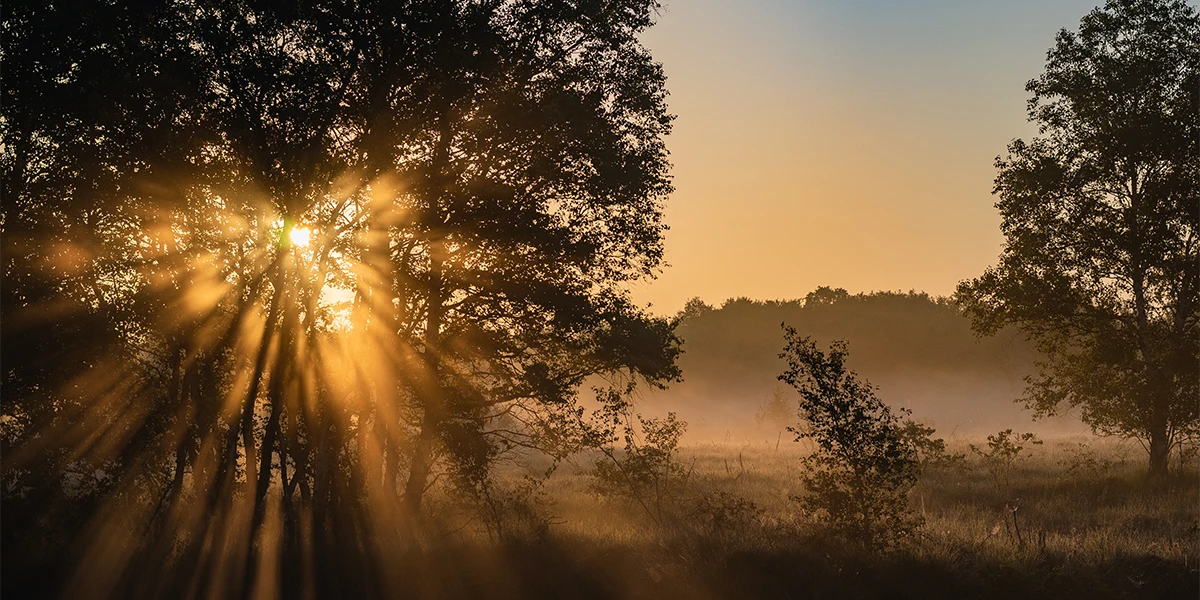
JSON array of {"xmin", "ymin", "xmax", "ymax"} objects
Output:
[
  {"xmin": 778, "ymin": 326, "xmax": 923, "ymax": 548},
  {"xmin": 956, "ymin": 0, "xmax": 1200, "ymax": 475}
]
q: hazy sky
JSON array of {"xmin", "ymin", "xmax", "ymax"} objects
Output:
[{"xmin": 629, "ymin": 0, "xmax": 1103, "ymax": 314}]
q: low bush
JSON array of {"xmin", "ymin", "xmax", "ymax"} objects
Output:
[{"xmin": 778, "ymin": 326, "xmax": 927, "ymax": 548}]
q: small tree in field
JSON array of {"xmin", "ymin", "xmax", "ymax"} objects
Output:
[
  {"xmin": 779, "ymin": 326, "xmax": 922, "ymax": 547},
  {"xmin": 970, "ymin": 429, "xmax": 1042, "ymax": 550},
  {"xmin": 970, "ymin": 429, "xmax": 1042, "ymax": 493},
  {"xmin": 591, "ymin": 404, "xmax": 691, "ymax": 526}
]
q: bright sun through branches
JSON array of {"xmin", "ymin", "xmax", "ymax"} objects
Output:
[{"xmin": 289, "ymin": 225, "xmax": 311, "ymax": 248}]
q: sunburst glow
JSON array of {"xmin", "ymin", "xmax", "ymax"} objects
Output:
[{"xmin": 288, "ymin": 226, "xmax": 311, "ymax": 248}]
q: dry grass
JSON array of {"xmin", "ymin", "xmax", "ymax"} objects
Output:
[{"xmin": 419, "ymin": 435, "xmax": 1199, "ymax": 599}]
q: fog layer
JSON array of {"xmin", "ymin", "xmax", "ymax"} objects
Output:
[{"xmin": 642, "ymin": 290, "xmax": 1089, "ymax": 442}]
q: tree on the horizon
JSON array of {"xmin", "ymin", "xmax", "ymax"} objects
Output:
[
  {"xmin": 804, "ymin": 286, "xmax": 850, "ymax": 307},
  {"xmin": 956, "ymin": 0, "xmax": 1199, "ymax": 476}
]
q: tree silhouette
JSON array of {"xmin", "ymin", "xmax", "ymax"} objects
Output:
[
  {"xmin": 956, "ymin": 0, "xmax": 1199, "ymax": 476},
  {"xmin": 2, "ymin": 1, "xmax": 678, "ymax": 597},
  {"xmin": 778, "ymin": 327, "xmax": 922, "ymax": 547}
]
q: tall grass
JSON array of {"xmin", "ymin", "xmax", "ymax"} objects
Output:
[{"xmin": 416, "ymin": 435, "xmax": 1198, "ymax": 599}]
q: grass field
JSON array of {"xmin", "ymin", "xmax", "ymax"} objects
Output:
[{"xmin": 414, "ymin": 435, "xmax": 1199, "ymax": 599}]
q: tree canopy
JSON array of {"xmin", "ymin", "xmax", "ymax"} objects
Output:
[
  {"xmin": 1, "ymin": 1, "xmax": 679, "ymax": 597},
  {"xmin": 956, "ymin": 0, "xmax": 1199, "ymax": 475}
]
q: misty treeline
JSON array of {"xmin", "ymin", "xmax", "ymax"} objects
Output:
[
  {"xmin": 655, "ymin": 290, "xmax": 1044, "ymax": 438},
  {"xmin": 3, "ymin": 1, "xmax": 681, "ymax": 597},
  {"xmin": 677, "ymin": 290, "xmax": 1037, "ymax": 376}
]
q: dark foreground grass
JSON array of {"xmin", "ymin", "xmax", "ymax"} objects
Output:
[
  {"xmin": 316, "ymin": 532, "xmax": 1197, "ymax": 600},
  {"xmin": 408, "ymin": 436, "xmax": 1198, "ymax": 600},
  {"xmin": 3, "ymin": 437, "xmax": 1196, "ymax": 599}
]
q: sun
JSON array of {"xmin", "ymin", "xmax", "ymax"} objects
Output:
[{"xmin": 289, "ymin": 226, "xmax": 312, "ymax": 248}]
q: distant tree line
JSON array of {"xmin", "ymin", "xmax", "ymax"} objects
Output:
[{"xmin": 666, "ymin": 290, "xmax": 1039, "ymax": 417}]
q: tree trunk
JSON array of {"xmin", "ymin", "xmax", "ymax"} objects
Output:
[
  {"xmin": 1125, "ymin": 169, "xmax": 1174, "ymax": 479},
  {"xmin": 403, "ymin": 423, "xmax": 436, "ymax": 514},
  {"xmin": 1149, "ymin": 434, "xmax": 1170, "ymax": 476},
  {"xmin": 1148, "ymin": 402, "xmax": 1170, "ymax": 477},
  {"xmin": 403, "ymin": 243, "xmax": 446, "ymax": 514},
  {"xmin": 401, "ymin": 111, "xmax": 455, "ymax": 515}
]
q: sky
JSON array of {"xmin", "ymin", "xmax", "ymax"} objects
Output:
[{"xmin": 629, "ymin": 0, "xmax": 1103, "ymax": 315}]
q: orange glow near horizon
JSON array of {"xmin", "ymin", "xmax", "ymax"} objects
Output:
[{"xmin": 631, "ymin": 0, "xmax": 1103, "ymax": 314}]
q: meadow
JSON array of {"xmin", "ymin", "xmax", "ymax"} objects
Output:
[
  {"xmin": 414, "ymin": 435, "xmax": 1199, "ymax": 600},
  {"xmin": 5, "ymin": 4, "xmax": 1197, "ymax": 598}
]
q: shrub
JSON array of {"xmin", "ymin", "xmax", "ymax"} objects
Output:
[
  {"xmin": 591, "ymin": 411, "xmax": 691, "ymax": 525},
  {"xmin": 690, "ymin": 490, "xmax": 764, "ymax": 536},
  {"xmin": 778, "ymin": 326, "xmax": 923, "ymax": 548},
  {"xmin": 1060, "ymin": 441, "xmax": 1117, "ymax": 482},
  {"xmin": 970, "ymin": 429, "xmax": 1041, "ymax": 493}
]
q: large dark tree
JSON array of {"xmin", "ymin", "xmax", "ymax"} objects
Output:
[
  {"xmin": 2, "ymin": 1, "xmax": 678, "ymax": 597},
  {"xmin": 956, "ymin": 0, "xmax": 1199, "ymax": 476}
]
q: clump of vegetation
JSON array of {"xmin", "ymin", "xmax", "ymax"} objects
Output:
[
  {"xmin": 689, "ymin": 490, "xmax": 764, "ymax": 537},
  {"xmin": 585, "ymin": 389, "xmax": 768, "ymax": 541},
  {"xmin": 970, "ymin": 429, "xmax": 1043, "ymax": 550},
  {"xmin": 1059, "ymin": 441, "xmax": 1119, "ymax": 482},
  {"xmin": 778, "ymin": 326, "xmax": 928, "ymax": 548},
  {"xmin": 970, "ymin": 429, "xmax": 1042, "ymax": 493},
  {"xmin": 591, "ymin": 410, "xmax": 692, "ymax": 526},
  {"xmin": 457, "ymin": 471, "xmax": 557, "ymax": 543}
]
